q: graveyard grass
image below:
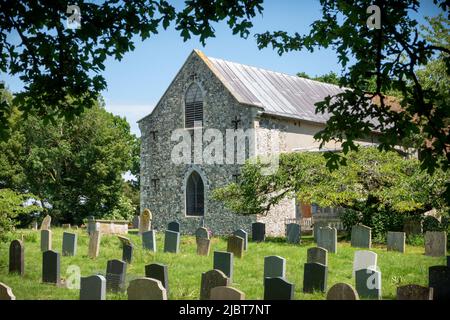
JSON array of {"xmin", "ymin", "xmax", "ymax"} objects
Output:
[{"xmin": 0, "ymin": 229, "xmax": 446, "ymax": 300}]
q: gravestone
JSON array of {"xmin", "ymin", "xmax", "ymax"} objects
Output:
[
  {"xmin": 0, "ymin": 282, "xmax": 16, "ymax": 300},
  {"xmin": 264, "ymin": 256, "xmax": 286, "ymax": 279},
  {"xmin": 307, "ymin": 247, "xmax": 328, "ymax": 266},
  {"xmin": 317, "ymin": 227, "xmax": 337, "ymax": 254},
  {"xmin": 252, "ymin": 222, "xmax": 265, "ymax": 242},
  {"xmin": 88, "ymin": 231, "xmax": 101, "ymax": 258},
  {"xmin": 303, "ymin": 262, "xmax": 327, "ymax": 293},
  {"xmin": 62, "ymin": 224, "xmax": 71, "ymax": 229},
  {"xmin": 168, "ymin": 220, "xmax": 180, "ymax": 233},
  {"xmin": 42, "ymin": 250, "xmax": 60, "ymax": 284},
  {"xmin": 200, "ymin": 269, "xmax": 230, "ymax": 300},
  {"xmin": 353, "ymin": 250, "xmax": 377, "ymax": 277},
  {"xmin": 132, "ymin": 215, "xmax": 140, "ymax": 229},
  {"xmin": 429, "ymin": 266, "xmax": 450, "ymax": 300},
  {"xmin": 195, "ymin": 227, "xmax": 209, "ymax": 240},
  {"xmin": 286, "ymin": 223, "xmax": 301, "ymax": 244},
  {"xmin": 397, "ymin": 284, "xmax": 433, "ymax": 300},
  {"xmin": 264, "ymin": 277, "xmax": 294, "ymax": 300},
  {"xmin": 425, "ymin": 231, "xmax": 447, "ymax": 257},
  {"xmin": 122, "ymin": 243, "xmax": 134, "ymax": 264},
  {"xmin": 62, "ymin": 232, "xmax": 77, "ymax": 256},
  {"xmin": 40, "ymin": 229, "xmax": 52, "ymax": 252},
  {"xmin": 142, "ymin": 230, "xmax": 157, "ymax": 252},
  {"xmin": 210, "ymin": 286, "xmax": 245, "ymax": 300},
  {"xmin": 139, "ymin": 208, "xmax": 152, "ymax": 234},
  {"xmin": 106, "ymin": 259, "xmax": 127, "ymax": 292},
  {"xmin": 326, "ymin": 283, "xmax": 359, "ymax": 300},
  {"xmin": 40, "ymin": 215, "xmax": 51, "ymax": 230},
  {"xmin": 313, "ymin": 221, "xmax": 328, "ymax": 242},
  {"xmin": 355, "ymin": 268, "xmax": 382, "ymax": 299},
  {"xmin": 87, "ymin": 216, "xmax": 96, "ymax": 235},
  {"xmin": 127, "ymin": 278, "xmax": 167, "ymax": 300},
  {"xmin": 227, "ymin": 235, "xmax": 244, "ymax": 258},
  {"xmin": 213, "ymin": 251, "xmax": 234, "ymax": 282},
  {"xmin": 32, "ymin": 221, "xmax": 38, "ymax": 230},
  {"xmin": 351, "ymin": 225, "xmax": 372, "ymax": 248},
  {"xmin": 145, "ymin": 263, "xmax": 169, "ymax": 295},
  {"xmin": 164, "ymin": 230, "xmax": 180, "ymax": 253},
  {"xmin": 387, "ymin": 231, "xmax": 406, "ymax": 253},
  {"xmin": 233, "ymin": 229, "xmax": 248, "ymax": 250},
  {"xmin": 9, "ymin": 240, "xmax": 24, "ymax": 276},
  {"xmin": 196, "ymin": 238, "xmax": 211, "ymax": 256},
  {"xmin": 80, "ymin": 275, "xmax": 106, "ymax": 300}
]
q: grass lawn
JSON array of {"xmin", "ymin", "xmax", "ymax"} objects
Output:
[{"xmin": 0, "ymin": 228, "xmax": 446, "ymax": 300}]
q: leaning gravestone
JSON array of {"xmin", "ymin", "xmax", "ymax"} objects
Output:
[
  {"xmin": 227, "ymin": 235, "xmax": 244, "ymax": 258},
  {"xmin": 195, "ymin": 227, "xmax": 209, "ymax": 241},
  {"xmin": 139, "ymin": 208, "xmax": 152, "ymax": 235},
  {"xmin": 0, "ymin": 282, "xmax": 16, "ymax": 300},
  {"xmin": 355, "ymin": 268, "xmax": 382, "ymax": 300},
  {"xmin": 303, "ymin": 262, "xmax": 327, "ymax": 293},
  {"xmin": 210, "ymin": 286, "xmax": 245, "ymax": 300},
  {"xmin": 214, "ymin": 251, "xmax": 234, "ymax": 282},
  {"xmin": 313, "ymin": 221, "xmax": 329, "ymax": 242},
  {"xmin": 145, "ymin": 263, "xmax": 169, "ymax": 295},
  {"xmin": 80, "ymin": 275, "xmax": 106, "ymax": 300},
  {"xmin": 307, "ymin": 247, "xmax": 328, "ymax": 266},
  {"xmin": 264, "ymin": 277, "xmax": 294, "ymax": 300},
  {"xmin": 127, "ymin": 278, "xmax": 167, "ymax": 300},
  {"xmin": 40, "ymin": 229, "xmax": 52, "ymax": 252},
  {"xmin": 396, "ymin": 284, "xmax": 433, "ymax": 300},
  {"xmin": 62, "ymin": 232, "xmax": 78, "ymax": 256},
  {"xmin": 387, "ymin": 231, "xmax": 406, "ymax": 253},
  {"xmin": 326, "ymin": 283, "xmax": 359, "ymax": 300},
  {"xmin": 42, "ymin": 250, "xmax": 60, "ymax": 284},
  {"xmin": 9, "ymin": 240, "xmax": 24, "ymax": 276},
  {"xmin": 252, "ymin": 222, "xmax": 266, "ymax": 242},
  {"xmin": 40, "ymin": 215, "xmax": 51, "ymax": 230},
  {"xmin": 197, "ymin": 238, "xmax": 211, "ymax": 256},
  {"xmin": 428, "ymin": 266, "xmax": 450, "ymax": 300},
  {"xmin": 286, "ymin": 223, "xmax": 301, "ymax": 244},
  {"xmin": 164, "ymin": 230, "xmax": 180, "ymax": 253},
  {"xmin": 264, "ymin": 256, "xmax": 286, "ymax": 279},
  {"xmin": 142, "ymin": 230, "xmax": 156, "ymax": 252},
  {"xmin": 88, "ymin": 231, "xmax": 101, "ymax": 259},
  {"xmin": 233, "ymin": 229, "xmax": 248, "ymax": 250},
  {"xmin": 118, "ymin": 236, "xmax": 133, "ymax": 263},
  {"xmin": 106, "ymin": 259, "xmax": 127, "ymax": 293},
  {"xmin": 425, "ymin": 231, "xmax": 447, "ymax": 257},
  {"xmin": 351, "ymin": 225, "xmax": 372, "ymax": 248},
  {"xmin": 317, "ymin": 226, "xmax": 337, "ymax": 254},
  {"xmin": 168, "ymin": 220, "xmax": 180, "ymax": 233},
  {"xmin": 132, "ymin": 216, "xmax": 140, "ymax": 229},
  {"xmin": 353, "ymin": 250, "xmax": 377, "ymax": 277},
  {"xmin": 200, "ymin": 269, "xmax": 230, "ymax": 300}
]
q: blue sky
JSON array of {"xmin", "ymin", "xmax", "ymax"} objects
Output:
[{"xmin": 1, "ymin": 0, "xmax": 441, "ymax": 136}]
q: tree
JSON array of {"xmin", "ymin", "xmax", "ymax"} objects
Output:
[{"xmin": 297, "ymin": 71, "xmax": 342, "ymax": 86}]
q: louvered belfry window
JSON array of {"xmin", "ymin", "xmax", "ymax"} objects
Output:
[
  {"xmin": 185, "ymin": 83, "xmax": 203, "ymax": 128},
  {"xmin": 186, "ymin": 171, "xmax": 204, "ymax": 216}
]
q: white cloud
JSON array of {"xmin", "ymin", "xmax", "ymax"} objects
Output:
[{"xmin": 105, "ymin": 103, "xmax": 154, "ymax": 136}]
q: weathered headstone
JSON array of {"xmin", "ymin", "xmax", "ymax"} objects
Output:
[
  {"xmin": 142, "ymin": 230, "xmax": 156, "ymax": 252},
  {"xmin": 227, "ymin": 235, "xmax": 244, "ymax": 258},
  {"xmin": 425, "ymin": 231, "xmax": 447, "ymax": 257},
  {"xmin": 355, "ymin": 268, "xmax": 382, "ymax": 299},
  {"xmin": 210, "ymin": 286, "xmax": 245, "ymax": 300},
  {"xmin": 9, "ymin": 240, "xmax": 24, "ymax": 276},
  {"xmin": 132, "ymin": 215, "xmax": 140, "ymax": 229},
  {"xmin": 164, "ymin": 230, "xmax": 180, "ymax": 253},
  {"xmin": 139, "ymin": 208, "xmax": 152, "ymax": 234},
  {"xmin": 303, "ymin": 262, "xmax": 327, "ymax": 293},
  {"xmin": 213, "ymin": 251, "xmax": 234, "ymax": 282},
  {"xmin": 127, "ymin": 278, "xmax": 167, "ymax": 300},
  {"xmin": 307, "ymin": 247, "xmax": 328, "ymax": 266},
  {"xmin": 326, "ymin": 283, "xmax": 359, "ymax": 300},
  {"xmin": 200, "ymin": 269, "xmax": 230, "ymax": 300},
  {"xmin": 286, "ymin": 223, "xmax": 301, "ymax": 244},
  {"xmin": 88, "ymin": 231, "xmax": 101, "ymax": 258},
  {"xmin": 313, "ymin": 221, "xmax": 328, "ymax": 242},
  {"xmin": 264, "ymin": 256, "xmax": 286, "ymax": 279},
  {"xmin": 42, "ymin": 250, "xmax": 60, "ymax": 284},
  {"xmin": 87, "ymin": 216, "xmax": 96, "ymax": 235},
  {"xmin": 122, "ymin": 243, "xmax": 134, "ymax": 264},
  {"xmin": 252, "ymin": 222, "xmax": 265, "ymax": 242},
  {"xmin": 264, "ymin": 277, "xmax": 294, "ymax": 300},
  {"xmin": 196, "ymin": 238, "xmax": 211, "ymax": 256},
  {"xmin": 0, "ymin": 282, "xmax": 16, "ymax": 300},
  {"xmin": 351, "ymin": 225, "xmax": 372, "ymax": 248},
  {"xmin": 80, "ymin": 275, "xmax": 106, "ymax": 300},
  {"xmin": 317, "ymin": 226, "xmax": 337, "ymax": 254},
  {"xmin": 429, "ymin": 266, "xmax": 450, "ymax": 300},
  {"xmin": 62, "ymin": 232, "xmax": 77, "ymax": 256},
  {"xmin": 168, "ymin": 220, "xmax": 180, "ymax": 233},
  {"xmin": 353, "ymin": 250, "xmax": 377, "ymax": 277},
  {"xmin": 106, "ymin": 259, "xmax": 127, "ymax": 292},
  {"xmin": 40, "ymin": 215, "xmax": 51, "ymax": 230},
  {"xmin": 233, "ymin": 229, "xmax": 248, "ymax": 250},
  {"xmin": 195, "ymin": 227, "xmax": 209, "ymax": 240},
  {"xmin": 396, "ymin": 284, "xmax": 433, "ymax": 300},
  {"xmin": 387, "ymin": 231, "xmax": 406, "ymax": 253},
  {"xmin": 145, "ymin": 263, "xmax": 169, "ymax": 295},
  {"xmin": 40, "ymin": 229, "xmax": 52, "ymax": 252}
]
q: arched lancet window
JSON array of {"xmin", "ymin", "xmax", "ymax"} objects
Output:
[
  {"xmin": 185, "ymin": 83, "xmax": 203, "ymax": 128},
  {"xmin": 186, "ymin": 171, "xmax": 204, "ymax": 216}
]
